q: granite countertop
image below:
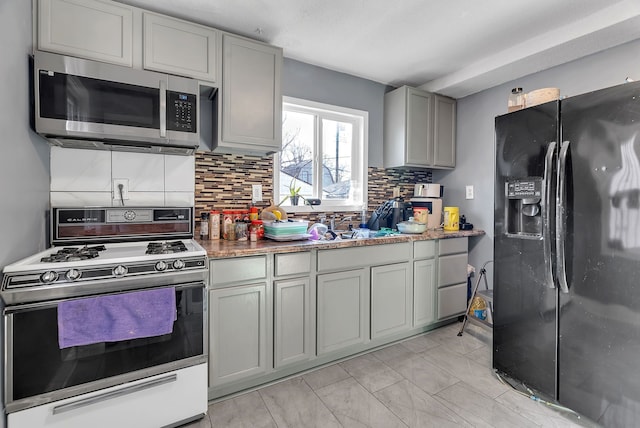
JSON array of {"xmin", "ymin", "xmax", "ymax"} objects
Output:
[{"xmin": 198, "ymin": 229, "xmax": 485, "ymax": 258}]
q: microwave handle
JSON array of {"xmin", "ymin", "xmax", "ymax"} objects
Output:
[{"xmin": 159, "ymin": 80, "xmax": 167, "ymax": 138}]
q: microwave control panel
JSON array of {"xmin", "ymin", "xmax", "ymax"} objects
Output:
[{"xmin": 167, "ymin": 91, "xmax": 196, "ymax": 133}]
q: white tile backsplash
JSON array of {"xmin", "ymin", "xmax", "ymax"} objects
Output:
[
  {"xmin": 112, "ymin": 152, "xmax": 165, "ymax": 192},
  {"xmin": 116, "ymin": 192, "xmax": 165, "ymax": 207},
  {"xmin": 165, "ymin": 155, "xmax": 195, "ymax": 192},
  {"xmin": 51, "ymin": 191, "xmax": 112, "ymax": 207},
  {"xmin": 50, "ymin": 149, "xmax": 196, "ymax": 207},
  {"xmin": 50, "ymin": 147, "xmax": 111, "ymax": 192},
  {"xmin": 165, "ymin": 192, "xmax": 195, "ymax": 206}
]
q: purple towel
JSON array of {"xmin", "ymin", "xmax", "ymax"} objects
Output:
[{"xmin": 57, "ymin": 287, "xmax": 177, "ymax": 349}]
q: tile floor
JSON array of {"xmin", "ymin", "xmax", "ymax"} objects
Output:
[{"xmin": 185, "ymin": 322, "xmax": 601, "ymax": 427}]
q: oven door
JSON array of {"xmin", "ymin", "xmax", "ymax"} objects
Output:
[{"xmin": 4, "ymin": 282, "xmax": 206, "ymax": 413}]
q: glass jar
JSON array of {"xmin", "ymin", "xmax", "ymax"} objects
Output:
[
  {"xmin": 222, "ymin": 210, "xmax": 234, "ymax": 240},
  {"xmin": 235, "ymin": 221, "xmax": 248, "ymax": 241},
  {"xmin": 508, "ymin": 87, "xmax": 524, "ymax": 112},
  {"xmin": 209, "ymin": 210, "xmax": 220, "ymax": 240},
  {"xmin": 250, "ymin": 220, "xmax": 264, "ymax": 240}
]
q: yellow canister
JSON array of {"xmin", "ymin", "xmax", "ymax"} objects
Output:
[{"xmin": 443, "ymin": 206, "xmax": 459, "ymax": 231}]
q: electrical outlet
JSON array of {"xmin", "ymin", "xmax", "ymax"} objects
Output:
[
  {"xmin": 113, "ymin": 179, "xmax": 129, "ymax": 200},
  {"xmin": 252, "ymin": 184, "xmax": 263, "ymax": 202},
  {"xmin": 465, "ymin": 185, "xmax": 474, "ymax": 200}
]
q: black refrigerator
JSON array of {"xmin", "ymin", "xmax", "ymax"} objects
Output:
[{"xmin": 494, "ymin": 80, "xmax": 640, "ymax": 427}]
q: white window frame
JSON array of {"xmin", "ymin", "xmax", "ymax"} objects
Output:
[{"xmin": 274, "ymin": 96, "xmax": 368, "ymax": 213}]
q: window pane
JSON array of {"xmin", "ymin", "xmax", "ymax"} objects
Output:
[
  {"xmin": 280, "ymin": 111, "xmax": 315, "ymax": 205},
  {"xmin": 322, "ymin": 119, "xmax": 352, "ymax": 200}
]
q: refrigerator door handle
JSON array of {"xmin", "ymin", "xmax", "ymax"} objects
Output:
[
  {"xmin": 556, "ymin": 140, "xmax": 570, "ymax": 294},
  {"xmin": 543, "ymin": 141, "xmax": 556, "ymax": 288}
]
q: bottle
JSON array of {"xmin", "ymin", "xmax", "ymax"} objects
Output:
[
  {"xmin": 508, "ymin": 87, "xmax": 524, "ymax": 112},
  {"xmin": 249, "ymin": 206, "xmax": 259, "ymax": 221},
  {"xmin": 200, "ymin": 212, "xmax": 209, "ymax": 240},
  {"xmin": 222, "ymin": 210, "xmax": 234, "ymax": 240},
  {"xmin": 209, "ymin": 210, "xmax": 220, "ymax": 240}
]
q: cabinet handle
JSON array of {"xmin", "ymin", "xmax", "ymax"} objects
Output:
[
  {"xmin": 159, "ymin": 80, "xmax": 167, "ymax": 138},
  {"xmin": 52, "ymin": 373, "xmax": 177, "ymax": 415}
]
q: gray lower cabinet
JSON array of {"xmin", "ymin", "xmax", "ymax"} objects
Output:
[
  {"xmin": 414, "ymin": 258, "xmax": 436, "ymax": 327},
  {"xmin": 209, "ymin": 283, "xmax": 270, "ymax": 386},
  {"xmin": 317, "ymin": 269, "xmax": 368, "ymax": 355},
  {"xmin": 371, "ymin": 263, "xmax": 411, "ymax": 339},
  {"xmin": 437, "ymin": 237, "xmax": 469, "ymax": 320},
  {"xmin": 274, "ymin": 277, "xmax": 314, "ymax": 368}
]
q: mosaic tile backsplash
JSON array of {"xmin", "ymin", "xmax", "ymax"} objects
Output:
[{"xmin": 195, "ymin": 151, "xmax": 432, "ymax": 226}]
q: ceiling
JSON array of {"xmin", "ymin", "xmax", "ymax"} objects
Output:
[{"xmin": 118, "ymin": 0, "xmax": 640, "ymax": 98}]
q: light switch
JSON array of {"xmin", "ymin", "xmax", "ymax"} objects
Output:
[
  {"xmin": 465, "ymin": 185, "xmax": 474, "ymax": 200},
  {"xmin": 252, "ymin": 184, "xmax": 263, "ymax": 202}
]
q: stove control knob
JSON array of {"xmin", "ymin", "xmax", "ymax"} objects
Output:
[
  {"xmin": 113, "ymin": 265, "xmax": 128, "ymax": 277},
  {"xmin": 155, "ymin": 261, "xmax": 168, "ymax": 271},
  {"xmin": 40, "ymin": 271, "xmax": 59, "ymax": 283},
  {"xmin": 172, "ymin": 259, "xmax": 185, "ymax": 270},
  {"xmin": 65, "ymin": 269, "xmax": 81, "ymax": 281}
]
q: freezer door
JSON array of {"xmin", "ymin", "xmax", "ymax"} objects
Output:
[
  {"xmin": 559, "ymin": 81, "xmax": 640, "ymax": 425},
  {"xmin": 493, "ymin": 102, "xmax": 558, "ymax": 398}
]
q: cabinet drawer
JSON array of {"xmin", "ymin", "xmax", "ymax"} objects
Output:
[
  {"xmin": 438, "ymin": 253, "xmax": 468, "ymax": 287},
  {"xmin": 317, "ymin": 242, "xmax": 411, "ymax": 272},
  {"xmin": 438, "ymin": 237, "xmax": 468, "ymax": 255},
  {"xmin": 210, "ymin": 255, "xmax": 267, "ymax": 286},
  {"xmin": 414, "ymin": 240, "xmax": 436, "ymax": 259},
  {"xmin": 274, "ymin": 252, "xmax": 311, "ymax": 277},
  {"xmin": 438, "ymin": 283, "xmax": 467, "ymax": 320}
]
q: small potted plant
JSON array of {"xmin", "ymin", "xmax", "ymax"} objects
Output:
[{"xmin": 287, "ymin": 178, "xmax": 304, "ymax": 206}]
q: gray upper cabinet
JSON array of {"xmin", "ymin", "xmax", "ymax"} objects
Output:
[
  {"xmin": 216, "ymin": 34, "xmax": 283, "ymax": 155},
  {"xmin": 38, "ymin": 0, "xmax": 134, "ymax": 66},
  {"xmin": 143, "ymin": 12, "xmax": 220, "ymax": 82},
  {"xmin": 384, "ymin": 86, "xmax": 456, "ymax": 169}
]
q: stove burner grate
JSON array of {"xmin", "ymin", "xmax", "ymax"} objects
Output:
[
  {"xmin": 40, "ymin": 245, "xmax": 106, "ymax": 263},
  {"xmin": 146, "ymin": 240, "xmax": 188, "ymax": 255}
]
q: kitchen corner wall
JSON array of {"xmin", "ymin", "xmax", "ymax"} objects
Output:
[
  {"xmin": 49, "ymin": 147, "xmax": 195, "ymax": 206},
  {"xmin": 194, "ymin": 151, "xmax": 431, "ymax": 222}
]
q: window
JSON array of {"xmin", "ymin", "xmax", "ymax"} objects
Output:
[{"xmin": 275, "ymin": 97, "xmax": 368, "ymax": 212}]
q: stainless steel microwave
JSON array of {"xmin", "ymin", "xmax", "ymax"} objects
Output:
[{"xmin": 33, "ymin": 50, "xmax": 200, "ymax": 155}]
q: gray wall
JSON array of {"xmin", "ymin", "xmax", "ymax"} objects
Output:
[
  {"xmin": 0, "ymin": 0, "xmax": 50, "ymax": 265},
  {"xmin": 282, "ymin": 58, "xmax": 390, "ymax": 167},
  {"xmin": 435, "ymin": 38, "xmax": 640, "ymax": 286},
  {"xmin": 0, "ymin": 1, "xmax": 50, "ymax": 425}
]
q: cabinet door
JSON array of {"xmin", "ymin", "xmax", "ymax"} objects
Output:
[
  {"xmin": 274, "ymin": 277, "xmax": 314, "ymax": 368},
  {"xmin": 433, "ymin": 95, "xmax": 456, "ymax": 168},
  {"xmin": 406, "ymin": 88, "xmax": 433, "ymax": 166},
  {"xmin": 317, "ymin": 269, "xmax": 368, "ymax": 354},
  {"xmin": 220, "ymin": 34, "xmax": 283, "ymax": 152},
  {"xmin": 38, "ymin": 0, "xmax": 133, "ymax": 66},
  {"xmin": 438, "ymin": 283, "xmax": 467, "ymax": 320},
  {"xmin": 414, "ymin": 259, "xmax": 436, "ymax": 327},
  {"xmin": 438, "ymin": 253, "xmax": 468, "ymax": 288},
  {"xmin": 371, "ymin": 263, "xmax": 411, "ymax": 339},
  {"xmin": 143, "ymin": 13, "xmax": 219, "ymax": 82},
  {"xmin": 209, "ymin": 283, "xmax": 269, "ymax": 386}
]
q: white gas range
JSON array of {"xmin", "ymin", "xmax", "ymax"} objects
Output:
[{"xmin": 1, "ymin": 207, "xmax": 209, "ymax": 428}]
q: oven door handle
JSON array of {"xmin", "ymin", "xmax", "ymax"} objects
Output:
[{"xmin": 52, "ymin": 373, "xmax": 177, "ymax": 415}]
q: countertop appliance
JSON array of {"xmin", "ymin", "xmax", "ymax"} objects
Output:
[
  {"xmin": 494, "ymin": 80, "xmax": 640, "ymax": 426},
  {"xmin": 33, "ymin": 50, "xmax": 200, "ymax": 155},
  {"xmin": 1, "ymin": 207, "xmax": 208, "ymax": 428},
  {"xmin": 366, "ymin": 198, "xmax": 411, "ymax": 230}
]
